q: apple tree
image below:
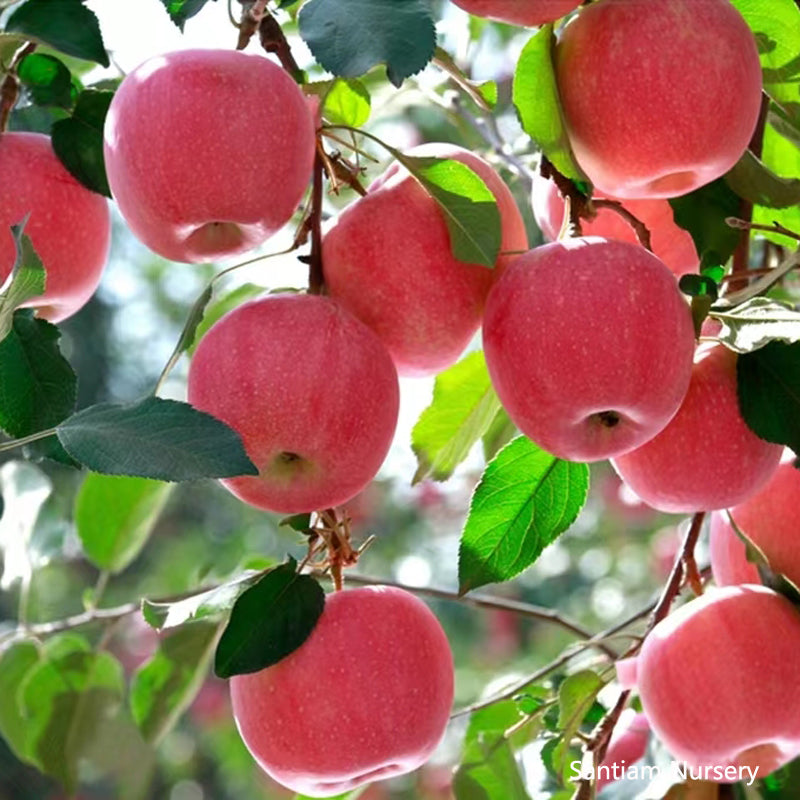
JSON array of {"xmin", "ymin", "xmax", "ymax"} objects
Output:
[{"xmin": 1, "ymin": 0, "xmax": 800, "ymax": 799}]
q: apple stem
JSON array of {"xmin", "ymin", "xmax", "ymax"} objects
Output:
[
  {"xmin": 591, "ymin": 198, "xmax": 652, "ymax": 252},
  {"xmin": 307, "ymin": 148, "xmax": 326, "ymax": 295},
  {"xmin": 0, "ymin": 41, "xmax": 36, "ymax": 133}
]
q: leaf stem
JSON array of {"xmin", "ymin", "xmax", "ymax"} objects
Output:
[{"xmin": 0, "ymin": 427, "xmax": 57, "ymax": 453}]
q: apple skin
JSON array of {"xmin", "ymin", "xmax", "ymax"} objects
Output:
[
  {"xmin": 322, "ymin": 143, "xmax": 528, "ymax": 377},
  {"xmin": 710, "ymin": 460, "xmax": 800, "ymax": 587},
  {"xmin": 450, "ymin": 0, "xmax": 580, "ymax": 26},
  {"xmin": 103, "ymin": 49, "xmax": 316, "ymax": 263},
  {"xmin": 554, "ymin": 0, "xmax": 762, "ymax": 198},
  {"xmin": 597, "ymin": 709, "xmax": 650, "ymax": 791},
  {"xmin": 612, "ymin": 344, "xmax": 782, "ymax": 513},
  {"xmin": 0, "ymin": 132, "xmax": 110, "ymax": 322},
  {"xmin": 187, "ymin": 294, "xmax": 399, "ymax": 514},
  {"xmin": 531, "ymin": 172, "xmax": 698, "ymax": 277},
  {"xmin": 617, "ymin": 585, "xmax": 800, "ymax": 778},
  {"xmin": 482, "ymin": 237, "xmax": 695, "ymax": 462},
  {"xmin": 230, "ymin": 586, "xmax": 454, "ymax": 797}
]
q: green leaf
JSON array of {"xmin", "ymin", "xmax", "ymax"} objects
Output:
[
  {"xmin": 74, "ymin": 473, "xmax": 174, "ymax": 573},
  {"xmin": 726, "ymin": 149, "xmax": 800, "ymax": 209},
  {"xmin": 738, "ymin": 341, "xmax": 800, "ymax": 454},
  {"xmin": 55, "ymin": 396, "xmax": 258, "ymax": 481},
  {"xmin": 669, "ymin": 178, "xmax": 742, "ymax": 269},
  {"xmin": 51, "ymin": 89, "xmax": 113, "ymax": 197},
  {"xmin": 455, "ymin": 734, "xmax": 531, "ymax": 800},
  {"xmin": 0, "ymin": 221, "xmax": 46, "ymax": 340},
  {"xmin": 214, "ymin": 559, "xmax": 325, "ymax": 678},
  {"xmin": 731, "ymin": 0, "xmax": 800, "ymax": 129},
  {"xmin": 19, "ymin": 641, "xmax": 125, "ymax": 792},
  {"xmin": 482, "ymin": 408, "xmax": 517, "ymax": 463},
  {"xmin": 6, "ymin": 0, "xmax": 109, "ymax": 67},
  {"xmin": 397, "ymin": 155, "xmax": 501, "ymax": 266},
  {"xmin": 0, "ymin": 312, "xmax": 77, "ymax": 438},
  {"xmin": 323, "ymin": 78, "xmax": 371, "ymax": 127},
  {"xmin": 711, "ymin": 297, "xmax": 800, "ymax": 354},
  {"xmin": 160, "ymin": 0, "xmax": 216, "ymax": 31},
  {"xmin": 556, "ymin": 670, "xmax": 606, "ymax": 753},
  {"xmin": 298, "ymin": 0, "xmax": 436, "ymax": 87},
  {"xmin": 458, "ymin": 437, "xmax": 589, "ymax": 594},
  {"xmin": 412, "ymin": 351, "xmax": 501, "ymax": 483},
  {"xmin": 17, "ymin": 53, "xmax": 74, "ymax": 108},
  {"xmin": 0, "ymin": 641, "xmax": 40, "ymax": 762},
  {"xmin": 130, "ymin": 622, "xmax": 220, "ymax": 745},
  {"xmin": 512, "ymin": 25, "xmax": 584, "ymax": 182},
  {"xmin": 142, "ymin": 571, "xmax": 264, "ymax": 630},
  {"xmin": 187, "ymin": 283, "xmax": 263, "ymax": 356},
  {"xmin": 295, "ymin": 789, "xmax": 367, "ymax": 800}
]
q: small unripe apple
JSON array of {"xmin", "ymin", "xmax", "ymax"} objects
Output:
[
  {"xmin": 554, "ymin": 0, "xmax": 762, "ymax": 198},
  {"xmin": 612, "ymin": 344, "xmax": 782, "ymax": 513},
  {"xmin": 322, "ymin": 143, "xmax": 528, "ymax": 377},
  {"xmin": 710, "ymin": 460, "xmax": 800, "ymax": 587},
  {"xmin": 230, "ymin": 586, "xmax": 454, "ymax": 797},
  {"xmin": 450, "ymin": 0, "xmax": 580, "ymax": 26},
  {"xmin": 187, "ymin": 294, "xmax": 399, "ymax": 514},
  {"xmin": 617, "ymin": 585, "xmax": 800, "ymax": 778},
  {"xmin": 0, "ymin": 132, "xmax": 110, "ymax": 322},
  {"xmin": 531, "ymin": 173, "xmax": 698, "ymax": 277},
  {"xmin": 482, "ymin": 237, "xmax": 695, "ymax": 462},
  {"xmin": 104, "ymin": 49, "xmax": 316, "ymax": 263}
]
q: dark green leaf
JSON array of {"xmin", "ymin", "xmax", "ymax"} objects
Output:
[
  {"xmin": 6, "ymin": 0, "xmax": 109, "ymax": 66},
  {"xmin": 397, "ymin": 155, "xmax": 501, "ymax": 266},
  {"xmin": 19, "ymin": 637, "xmax": 125, "ymax": 792},
  {"xmin": 56, "ymin": 396, "xmax": 258, "ymax": 481},
  {"xmin": 323, "ymin": 78, "xmax": 371, "ymax": 127},
  {"xmin": 512, "ymin": 25, "xmax": 584, "ymax": 182},
  {"xmin": 142, "ymin": 571, "xmax": 263, "ymax": 629},
  {"xmin": 298, "ymin": 0, "xmax": 436, "ymax": 87},
  {"xmin": 214, "ymin": 559, "xmax": 325, "ymax": 678},
  {"xmin": 0, "ymin": 221, "xmax": 46, "ymax": 340},
  {"xmin": 51, "ymin": 89, "xmax": 113, "ymax": 196},
  {"xmin": 18, "ymin": 53, "xmax": 74, "ymax": 108},
  {"xmin": 0, "ymin": 641, "xmax": 40, "ymax": 762},
  {"xmin": 0, "ymin": 312, "xmax": 77, "ymax": 438},
  {"xmin": 456, "ymin": 734, "xmax": 531, "ymax": 800},
  {"xmin": 669, "ymin": 178, "xmax": 742, "ymax": 270},
  {"xmin": 279, "ymin": 513, "xmax": 313, "ymax": 532},
  {"xmin": 412, "ymin": 351, "xmax": 501, "ymax": 483},
  {"xmin": 711, "ymin": 297, "xmax": 800, "ymax": 353},
  {"xmin": 726, "ymin": 149, "xmax": 800, "ymax": 208},
  {"xmin": 74, "ymin": 473, "xmax": 174, "ymax": 573},
  {"xmin": 458, "ymin": 437, "xmax": 589, "ymax": 594},
  {"xmin": 130, "ymin": 622, "xmax": 220, "ymax": 744},
  {"xmin": 738, "ymin": 341, "xmax": 800, "ymax": 454},
  {"xmin": 160, "ymin": 0, "xmax": 216, "ymax": 31}
]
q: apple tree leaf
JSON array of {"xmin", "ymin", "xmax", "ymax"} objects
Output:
[
  {"xmin": 187, "ymin": 283, "xmax": 264, "ymax": 356},
  {"xmin": 0, "ymin": 220, "xmax": 46, "ymax": 341},
  {"xmin": 74, "ymin": 472, "xmax": 174, "ymax": 574},
  {"xmin": 553, "ymin": 670, "xmax": 607, "ymax": 777},
  {"xmin": 725, "ymin": 149, "xmax": 800, "ymax": 209},
  {"xmin": 298, "ymin": 0, "xmax": 436, "ymax": 88},
  {"xmin": 214, "ymin": 558, "xmax": 325, "ymax": 678},
  {"xmin": 458, "ymin": 437, "xmax": 589, "ymax": 594},
  {"xmin": 160, "ymin": 0, "xmax": 216, "ymax": 31},
  {"xmin": 482, "ymin": 408, "xmax": 517, "ymax": 462},
  {"xmin": 512, "ymin": 25, "xmax": 584, "ymax": 183},
  {"xmin": 710, "ymin": 297, "xmax": 800, "ymax": 354},
  {"xmin": 51, "ymin": 89, "xmax": 113, "ymax": 197},
  {"xmin": 323, "ymin": 78, "xmax": 371, "ymax": 127},
  {"xmin": 412, "ymin": 351, "xmax": 502, "ymax": 484},
  {"xmin": 130, "ymin": 621, "xmax": 220, "ymax": 745},
  {"xmin": 0, "ymin": 641, "xmax": 40, "ymax": 763},
  {"xmin": 669, "ymin": 178, "xmax": 741, "ymax": 270},
  {"xmin": 738, "ymin": 340, "xmax": 800, "ymax": 455},
  {"xmin": 142, "ymin": 571, "xmax": 265, "ymax": 630},
  {"xmin": 6, "ymin": 0, "xmax": 109, "ymax": 67},
  {"xmin": 55, "ymin": 396, "xmax": 258, "ymax": 481},
  {"xmin": 0, "ymin": 312, "xmax": 77, "ymax": 438},
  {"xmin": 17, "ymin": 53, "xmax": 75, "ymax": 109}
]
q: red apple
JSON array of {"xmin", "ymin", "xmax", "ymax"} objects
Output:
[
  {"xmin": 482, "ymin": 237, "xmax": 695, "ymax": 462},
  {"xmin": 322, "ymin": 143, "xmax": 528, "ymax": 377},
  {"xmin": 0, "ymin": 132, "xmax": 110, "ymax": 322},
  {"xmin": 187, "ymin": 294, "xmax": 399, "ymax": 514},
  {"xmin": 230, "ymin": 586, "xmax": 454, "ymax": 797},
  {"xmin": 554, "ymin": 0, "xmax": 762, "ymax": 198},
  {"xmin": 103, "ymin": 49, "xmax": 316, "ymax": 263},
  {"xmin": 597, "ymin": 709, "xmax": 650, "ymax": 791},
  {"xmin": 617, "ymin": 585, "xmax": 800, "ymax": 779},
  {"xmin": 531, "ymin": 172, "xmax": 698, "ymax": 276},
  {"xmin": 612, "ymin": 343, "xmax": 782, "ymax": 513},
  {"xmin": 710, "ymin": 459, "xmax": 800, "ymax": 588},
  {"xmin": 450, "ymin": 0, "xmax": 580, "ymax": 26}
]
